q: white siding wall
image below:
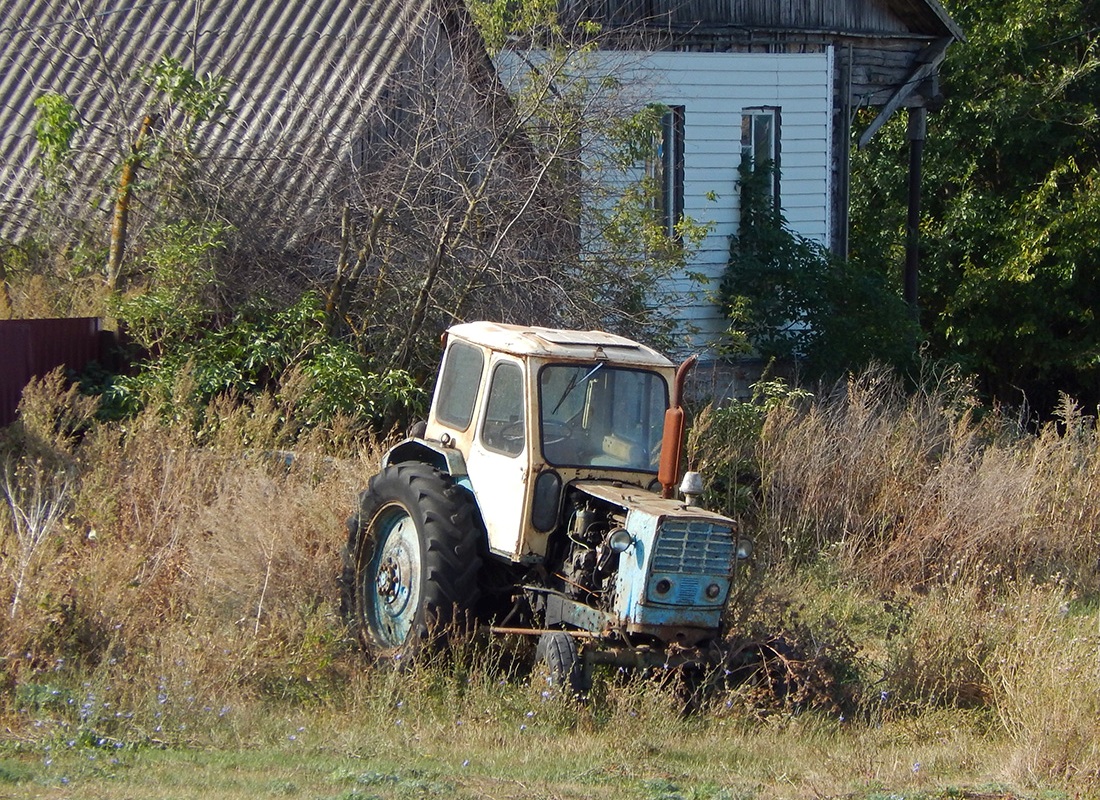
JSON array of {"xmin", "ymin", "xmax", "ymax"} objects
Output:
[
  {"xmin": 497, "ymin": 49, "xmax": 832, "ymax": 353},
  {"xmin": 596, "ymin": 51, "xmax": 832, "ymax": 353}
]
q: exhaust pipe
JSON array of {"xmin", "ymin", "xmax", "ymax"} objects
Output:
[{"xmin": 658, "ymin": 355, "xmax": 697, "ymax": 499}]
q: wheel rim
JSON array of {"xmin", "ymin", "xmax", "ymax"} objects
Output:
[{"xmin": 365, "ymin": 504, "xmax": 423, "ymax": 648}]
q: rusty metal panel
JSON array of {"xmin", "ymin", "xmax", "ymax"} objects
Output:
[
  {"xmin": 0, "ymin": 317, "xmax": 103, "ymax": 427},
  {"xmin": 0, "ymin": 323, "xmax": 32, "ymax": 428}
]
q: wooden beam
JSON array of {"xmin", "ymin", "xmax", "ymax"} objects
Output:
[{"xmin": 857, "ymin": 36, "xmax": 951, "ymax": 149}]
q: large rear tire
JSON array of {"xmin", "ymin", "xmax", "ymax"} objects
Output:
[{"xmin": 342, "ymin": 462, "xmax": 482, "ymax": 654}]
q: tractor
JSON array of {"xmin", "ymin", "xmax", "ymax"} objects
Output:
[{"xmin": 341, "ymin": 321, "xmax": 752, "ymax": 690}]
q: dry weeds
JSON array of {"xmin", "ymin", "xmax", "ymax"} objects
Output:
[{"xmin": 2, "ymin": 365, "xmax": 1100, "ymax": 795}]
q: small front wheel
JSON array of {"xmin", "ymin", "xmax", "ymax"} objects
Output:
[{"xmin": 535, "ymin": 631, "xmax": 588, "ymax": 695}]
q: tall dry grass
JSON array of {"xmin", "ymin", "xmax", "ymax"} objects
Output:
[
  {"xmin": 753, "ymin": 365, "xmax": 1100, "ymax": 591},
  {"xmin": 0, "ymin": 371, "xmax": 387, "ymax": 711},
  {"xmin": 3, "ymin": 364, "xmax": 1100, "ymax": 793},
  {"xmin": 694, "ymin": 365, "xmax": 1100, "ymax": 787}
]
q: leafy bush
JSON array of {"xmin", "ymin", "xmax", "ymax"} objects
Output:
[
  {"xmin": 721, "ymin": 164, "xmax": 917, "ymax": 379},
  {"xmin": 97, "ymin": 292, "xmax": 425, "ymax": 433}
]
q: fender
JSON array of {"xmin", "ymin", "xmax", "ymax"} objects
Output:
[{"xmin": 382, "ymin": 438, "xmax": 472, "ymax": 492}]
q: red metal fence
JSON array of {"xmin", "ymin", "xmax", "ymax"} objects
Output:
[{"xmin": 0, "ymin": 318, "xmax": 107, "ymax": 427}]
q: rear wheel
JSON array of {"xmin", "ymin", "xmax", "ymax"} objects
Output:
[{"xmin": 342, "ymin": 462, "xmax": 482, "ymax": 653}]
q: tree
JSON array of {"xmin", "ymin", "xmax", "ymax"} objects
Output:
[
  {"xmin": 322, "ymin": 0, "xmax": 708, "ymax": 375},
  {"xmin": 8, "ymin": 1, "xmax": 705, "ymax": 432},
  {"xmin": 850, "ymin": 0, "xmax": 1100, "ymax": 412}
]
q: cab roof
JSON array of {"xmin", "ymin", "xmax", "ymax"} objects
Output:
[{"xmin": 447, "ymin": 321, "xmax": 675, "ymax": 369}]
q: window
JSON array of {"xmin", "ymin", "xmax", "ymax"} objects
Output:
[
  {"xmin": 434, "ymin": 341, "xmax": 484, "ymax": 430},
  {"xmin": 480, "ymin": 361, "xmax": 525, "ymax": 457},
  {"xmin": 741, "ymin": 107, "xmax": 781, "ymax": 208},
  {"xmin": 647, "ymin": 104, "xmax": 685, "ymax": 239},
  {"xmin": 538, "ymin": 363, "xmax": 668, "ymax": 471}
]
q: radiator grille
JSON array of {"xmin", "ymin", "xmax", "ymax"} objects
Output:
[{"xmin": 652, "ymin": 519, "xmax": 735, "ymax": 576}]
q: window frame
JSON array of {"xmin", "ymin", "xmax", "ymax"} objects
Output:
[
  {"xmin": 479, "ymin": 359, "xmax": 526, "ymax": 458},
  {"xmin": 433, "ymin": 340, "xmax": 485, "ymax": 432},
  {"xmin": 741, "ymin": 106, "xmax": 781, "ymax": 211},
  {"xmin": 647, "ymin": 104, "xmax": 685, "ymax": 241}
]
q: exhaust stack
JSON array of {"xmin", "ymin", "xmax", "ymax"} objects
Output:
[{"xmin": 658, "ymin": 355, "xmax": 697, "ymax": 499}]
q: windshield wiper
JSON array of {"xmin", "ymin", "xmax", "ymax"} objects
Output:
[{"xmin": 551, "ymin": 363, "xmax": 603, "ymax": 414}]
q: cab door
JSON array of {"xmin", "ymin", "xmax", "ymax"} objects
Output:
[{"xmin": 465, "ymin": 355, "xmax": 532, "ymax": 559}]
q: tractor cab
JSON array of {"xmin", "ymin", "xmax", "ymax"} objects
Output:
[{"xmin": 389, "ymin": 322, "xmax": 677, "ymax": 562}]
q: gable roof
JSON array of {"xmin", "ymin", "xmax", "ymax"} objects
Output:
[
  {"xmin": 880, "ymin": 0, "xmax": 963, "ymax": 41},
  {"xmin": 560, "ymin": 0, "xmax": 962, "ymax": 42},
  {"xmin": 0, "ymin": 0, "xmax": 472, "ymax": 244}
]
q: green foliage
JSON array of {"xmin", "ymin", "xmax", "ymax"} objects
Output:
[
  {"xmin": 467, "ymin": 0, "xmax": 561, "ymax": 53},
  {"xmin": 850, "ymin": 0, "xmax": 1100, "ymax": 412},
  {"xmin": 688, "ymin": 378, "xmax": 812, "ymax": 520},
  {"xmin": 139, "ymin": 53, "xmax": 232, "ymax": 131},
  {"xmin": 722, "ymin": 164, "xmax": 916, "ymax": 378},
  {"xmin": 99, "ymin": 292, "xmax": 425, "ymax": 431},
  {"xmin": 289, "ymin": 339, "xmax": 424, "ymax": 430},
  {"xmin": 113, "ymin": 219, "xmax": 229, "ymax": 350},
  {"xmin": 32, "ymin": 93, "xmax": 80, "ymax": 196}
]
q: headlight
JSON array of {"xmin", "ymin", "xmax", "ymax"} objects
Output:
[
  {"xmin": 607, "ymin": 527, "xmax": 634, "ymax": 553},
  {"xmin": 736, "ymin": 537, "xmax": 753, "ymax": 560}
]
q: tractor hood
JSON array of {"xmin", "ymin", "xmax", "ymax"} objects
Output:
[{"xmin": 570, "ymin": 481, "xmax": 735, "ymax": 525}]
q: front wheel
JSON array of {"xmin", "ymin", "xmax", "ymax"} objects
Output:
[
  {"xmin": 535, "ymin": 631, "xmax": 589, "ymax": 695},
  {"xmin": 342, "ymin": 462, "xmax": 482, "ymax": 653}
]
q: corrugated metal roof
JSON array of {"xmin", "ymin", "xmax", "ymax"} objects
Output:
[{"xmin": 0, "ymin": 0, "xmax": 445, "ymax": 243}]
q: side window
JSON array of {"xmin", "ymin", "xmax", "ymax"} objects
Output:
[
  {"xmin": 741, "ymin": 106, "xmax": 781, "ymax": 210},
  {"xmin": 647, "ymin": 104, "xmax": 685, "ymax": 240},
  {"xmin": 480, "ymin": 361, "xmax": 525, "ymax": 457},
  {"xmin": 434, "ymin": 341, "xmax": 484, "ymax": 430}
]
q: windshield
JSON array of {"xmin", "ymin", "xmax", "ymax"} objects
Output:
[{"xmin": 538, "ymin": 363, "xmax": 668, "ymax": 471}]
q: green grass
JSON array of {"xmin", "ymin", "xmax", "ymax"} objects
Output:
[{"xmin": 0, "ymin": 664, "xmax": 1065, "ymax": 800}]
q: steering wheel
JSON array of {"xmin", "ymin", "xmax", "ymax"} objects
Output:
[
  {"xmin": 539, "ymin": 419, "xmax": 572, "ymax": 446},
  {"xmin": 500, "ymin": 419, "xmax": 571, "ymax": 446}
]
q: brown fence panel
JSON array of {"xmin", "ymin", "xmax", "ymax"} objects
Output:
[{"xmin": 0, "ymin": 318, "xmax": 104, "ymax": 427}]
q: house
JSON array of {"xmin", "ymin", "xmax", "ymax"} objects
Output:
[{"xmin": 534, "ymin": 0, "xmax": 964, "ymax": 363}]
